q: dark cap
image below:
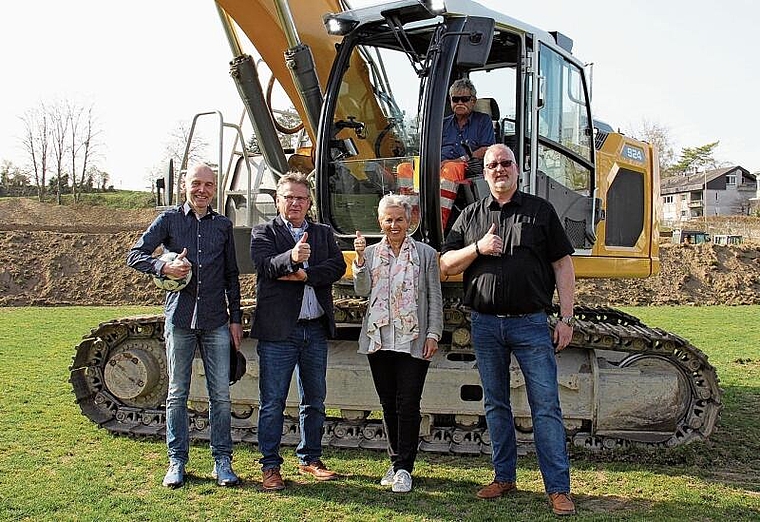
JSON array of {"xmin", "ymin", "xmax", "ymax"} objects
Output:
[{"xmin": 229, "ymin": 341, "xmax": 247, "ymax": 385}]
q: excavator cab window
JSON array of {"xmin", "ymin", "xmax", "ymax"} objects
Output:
[
  {"xmin": 319, "ymin": 12, "xmax": 596, "ymax": 250},
  {"xmin": 326, "ymin": 41, "xmax": 426, "ymax": 236},
  {"xmin": 532, "ymin": 43, "xmax": 597, "ymax": 249},
  {"xmin": 320, "ymin": 19, "xmax": 528, "ymax": 244},
  {"xmin": 441, "ymin": 28, "xmax": 522, "ymax": 235}
]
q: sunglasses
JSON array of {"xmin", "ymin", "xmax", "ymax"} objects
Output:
[
  {"xmin": 450, "ymin": 95, "xmax": 473, "ymax": 103},
  {"xmin": 485, "ymin": 160, "xmax": 515, "ymax": 170}
]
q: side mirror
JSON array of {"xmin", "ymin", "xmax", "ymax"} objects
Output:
[
  {"xmin": 456, "ymin": 17, "xmax": 495, "ymax": 68},
  {"xmin": 161, "ymin": 158, "xmax": 174, "ymax": 206}
]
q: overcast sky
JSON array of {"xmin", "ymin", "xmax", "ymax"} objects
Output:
[{"xmin": 1, "ymin": 0, "xmax": 757, "ymax": 190}]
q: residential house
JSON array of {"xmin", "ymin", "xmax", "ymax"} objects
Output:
[
  {"xmin": 660, "ymin": 166, "xmax": 756, "ymax": 224},
  {"xmin": 751, "ymin": 170, "xmax": 760, "ymax": 214}
]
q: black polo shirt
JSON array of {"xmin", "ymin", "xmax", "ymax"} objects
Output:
[{"xmin": 442, "ymin": 191, "xmax": 574, "ymax": 315}]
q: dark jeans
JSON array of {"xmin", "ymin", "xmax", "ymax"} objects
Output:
[
  {"xmin": 368, "ymin": 350, "xmax": 430, "ymax": 473},
  {"xmin": 470, "ymin": 311, "xmax": 570, "ymax": 493},
  {"xmin": 257, "ymin": 320, "xmax": 328, "ymax": 469}
]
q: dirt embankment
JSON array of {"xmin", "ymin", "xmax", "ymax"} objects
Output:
[
  {"xmin": 0, "ymin": 199, "xmax": 257, "ymax": 307},
  {"xmin": 1, "ymin": 198, "xmax": 759, "ymax": 307}
]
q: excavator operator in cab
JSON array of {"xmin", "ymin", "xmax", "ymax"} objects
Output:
[{"xmin": 440, "ymin": 78, "xmax": 495, "ymax": 230}]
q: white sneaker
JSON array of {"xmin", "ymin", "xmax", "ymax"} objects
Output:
[
  {"xmin": 380, "ymin": 465, "xmax": 395, "ymax": 486},
  {"xmin": 391, "ymin": 469, "xmax": 412, "ymax": 493}
]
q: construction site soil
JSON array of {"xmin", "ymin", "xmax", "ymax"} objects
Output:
[{"xmin": 2, "ymin": 198, "xmax": 760, "ymax": 308}]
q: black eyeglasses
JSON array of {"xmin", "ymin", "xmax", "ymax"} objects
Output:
[
  {"xmin": 485, "ymin": 160, "xmax": 515, "ymax": 170},
  {"xmin": 450, "ymin": 95, "xmax": 473, "ymax": 103},
  {"xmin": 280, "ymin": 195, "xmax": 309, "ymax": 204}
]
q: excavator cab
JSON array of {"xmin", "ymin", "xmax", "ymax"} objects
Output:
[{"xmin": 312, "ymin": 1, "xmax": 599, "ymax": 258}]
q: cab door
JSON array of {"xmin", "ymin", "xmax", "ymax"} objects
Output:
[{"xmin": 527, "ymin": 41, "xmax": 597, "ymax": 251}]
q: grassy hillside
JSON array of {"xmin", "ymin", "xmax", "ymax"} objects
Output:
[{"xmin": 59, "ymin": 190, "xmax": 156, "ymax": 209}]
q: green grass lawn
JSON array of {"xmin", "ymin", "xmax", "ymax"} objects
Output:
[{"xmin": 1, "ymin": 306, "xmax": 759, "ymax": 521}]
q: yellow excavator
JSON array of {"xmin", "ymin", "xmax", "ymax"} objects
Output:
[{"xmin": 70, "ymin": 0, "xmax": 721, "ymax": 453}]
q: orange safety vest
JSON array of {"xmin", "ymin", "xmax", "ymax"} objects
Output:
[
  {"xmin": 395, "ymin": 161, "xmax": 415, "ymax": 195},
  {"xmin": 396, "ymin": 159, "xmax": 467, "ymax": 230}
]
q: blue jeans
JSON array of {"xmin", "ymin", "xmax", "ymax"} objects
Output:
[
  {"xmin": 164, "ymin": 323, "xmax": 232, "ymax": 463},
  {"xmin": 471, "ymin": 311, "xmax": 570, "ymax": 494},
  {"xmin": 257, "ymin": 320, "xmax": 328, "ymax": 469}
]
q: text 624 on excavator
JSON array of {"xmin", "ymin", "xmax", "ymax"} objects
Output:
[{"xmin": 70, "ymin": 0, "xmax": 721, "ymax": 454}]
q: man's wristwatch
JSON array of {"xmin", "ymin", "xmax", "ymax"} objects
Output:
[{"xmin": 559, "ymin": 315, "xmax": 575, "ymax": 327}]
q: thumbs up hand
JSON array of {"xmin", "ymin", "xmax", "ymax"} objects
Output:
[
  {"xmin": 163, "ymin": 248, "xmax": 191, "ymax": 278},
  {"xmin": 291, "ymin": 232, "xmax": 311, "ymax": 263},
  {"xmin": 175, "ymin": 248, "xmax": 188, "ymax": 263},
  {"xmin": 354, "ymin": 231, "xmax": 366, "ymax": 266},
  {"xmin": 479, "ymin": 223, "xmax": 503, "ymax": 256}
]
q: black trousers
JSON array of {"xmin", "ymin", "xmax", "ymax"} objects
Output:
[{"xmin": 367, "ymin": 350, "xmax": 430, "ymax": 473}]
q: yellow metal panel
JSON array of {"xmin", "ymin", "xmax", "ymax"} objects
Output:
[
  {"xmin": 573, "ymin": 256, "xmax": 656, "ymax": 279},
  {"xmin": 217, "ymin": 0, "xmax": 343, "ymax": 138},
  {"xmin": 591, "ymin": 131, "xmax": 660, "ymax": 277}
]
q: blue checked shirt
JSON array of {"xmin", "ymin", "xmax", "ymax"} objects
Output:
[{"xmin": 127, "ymin": 202, "xmax": 242, "ymax": 329}]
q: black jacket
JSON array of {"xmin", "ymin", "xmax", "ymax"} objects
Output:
[{"xmin": 250, "ymin": 215, "xmax": 346, "ymax": 341}]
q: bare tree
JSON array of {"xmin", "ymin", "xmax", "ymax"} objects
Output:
[
  {"xmin": 68, "ymin": 102, "xmax": 83, "ymax": 202},
  {"xmin": 48, "ymin": 101, "xmax": 71, "ymax": 205},
  {"xmin": 19, "ymin": 99, "xmax": 103, "ymax": 202},
  {"xmin": 165, "ymin": 120, "xmax": 209, "ymax": 168},
  {"xmin": 19, "ymin": 106, "xmax": 50, "ymax": 201},
  {"xmin": 68, "ymin": 102, "xmax": 101, "ymax": 201},
  {"xmin": 146, "ymin": 121, "xmax": 211, "ymax": 199}
]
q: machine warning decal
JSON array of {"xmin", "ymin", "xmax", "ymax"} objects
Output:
[{"xmin": 622, "ymin": 144, "xmax": 645, "ymax": 164}]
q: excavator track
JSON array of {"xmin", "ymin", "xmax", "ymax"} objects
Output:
[
  {"xmin": 70, "ymin": 303, "xmax": 722, "ymax": 454},
  {"xmin": 564, "ymin": 305, "xmax": 722, "ymax": 450}
]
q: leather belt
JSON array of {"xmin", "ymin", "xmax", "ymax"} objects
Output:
[{"xmin": 495, "ymin": 310, "xmax": 540, "ymax": 318}]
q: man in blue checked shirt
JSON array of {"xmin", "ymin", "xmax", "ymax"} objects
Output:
[{"xmin": 127, "ymin": 163, "xmax": 243, "ymax": 489}]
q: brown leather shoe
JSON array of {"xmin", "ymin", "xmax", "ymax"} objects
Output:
[
  {"xmin": 262, "ymin": 467, "xmax": 285, "ymax": 491},
  {"xmin": 476, "ymin": 480, "xmax": 517, "ymax": 499},
  {"xmin": 297, "ymin": 459, "xmax": 338, "ymax": 481},
  {"xmin": 548, "ymin": 492, "xmax": 576, "ymax": 516}
]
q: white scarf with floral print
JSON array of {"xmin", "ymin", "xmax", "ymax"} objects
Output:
[{"xmin": 365, "ymin": 235, "xmax": 420, "ymax": 353}]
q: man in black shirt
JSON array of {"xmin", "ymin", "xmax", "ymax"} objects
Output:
[{"xmin": 440, "ymin": 144, "xmax": 576, "ymax": 516}]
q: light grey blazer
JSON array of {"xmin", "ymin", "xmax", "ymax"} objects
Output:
[{"xmin": 353, "ymin": 238, "xmax": 443, "ymax": 360}]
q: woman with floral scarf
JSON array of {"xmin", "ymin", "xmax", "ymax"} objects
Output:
[{"xmin": 353, "ymin": 194, "xmax": 443, "ymax": 493}]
